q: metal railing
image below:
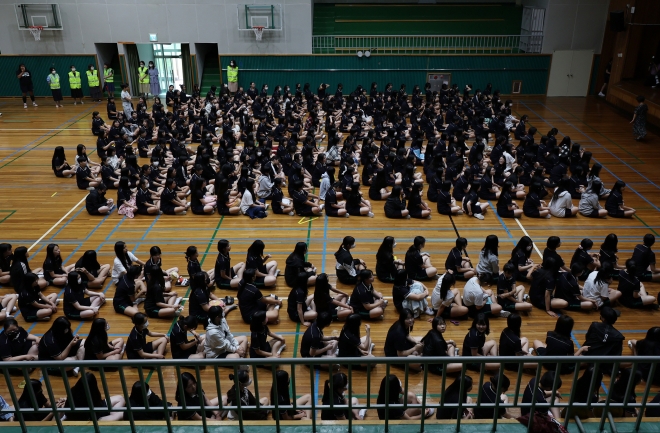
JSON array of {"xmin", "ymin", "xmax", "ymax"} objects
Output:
[
  {"xmin": 312, "ymin": 34, "xmax": 544, "ymax": 55},
  {"xmin": 1, "ymin": 356, "xmax": 657, "ymax": 433}
]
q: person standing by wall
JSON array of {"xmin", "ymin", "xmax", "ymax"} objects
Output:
[
  {"xmin": 148, "ymin": 61, "xmax": 161, "ymax": 98},
  {"xmin": 630, "ymin": 95, "xmax": 648, "ymax": 141},
  {"xmin": 47, "ymin": 67, "xmax": 63, "ymax": 108},
  {"xmin": 598, "ymin": 59, "xmax": 612, "ymax": 97},
  {"xmin": 68, "ymin": 65, "xmax": 84, "ymax": 105},
  {"xmin": 121, "ymin": 83, "xmax": 133, "ymax": 118},
  {"xmin": 87, "ymin": 64, "xmax": 102, "ymax": 102},
  {"xmin": 227, "ymin": 60, "xmax": 239, "ymax": 95},
  {"xmin": 16, "ymin": 64, "xmax": 38, "ymax": 108},
  {"xmin": 137, "ymin": 60, "xmax": 150, "ymax": 99},
  {"xmin": 103, "ymin": 63, "xmax": 115, "ymax": 98}
]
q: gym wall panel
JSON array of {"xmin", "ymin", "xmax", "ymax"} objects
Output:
[{"xmin": 0, "ymin": 55, "xmax": 98, "ymax": 97}]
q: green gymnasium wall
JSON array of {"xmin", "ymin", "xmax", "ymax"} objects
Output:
[
  {"xmin": 0, "ymin": 55, "xmax": 98, "ymax": 97},
  {"xmin": 313, "ymin": 3, "xmax": 524, "ymax": 36},
  {"xmin": 221, "ymin": 55, "xmax": 551, "ymax": 95}
]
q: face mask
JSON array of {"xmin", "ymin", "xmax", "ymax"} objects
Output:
[
  {"xmin": 257, "ymin": 151, "xmax": 262, "ymax": 156},
  {"xmin": 91, "ymin": 67, "xmax": 95, "ymax": 70},
  {"xmin": 265, "ymin": 87, "xmax": 269, "ymax": 90},
  {"xmin": 71, "ymin": 68, "xmax": 76, "ymax": 72},
  {"xmin": 106, "ymin": 323, "xmax": 110, "ymax": 331},
  {"xmin": 393, "ymin": 243, "xmax": 397, "ymax": 247},
  {"xmin": 143, "ymin": 321, "xmax": 150, "ymax": 328},
  {"xmin": 77, "ymin": 277, "xmax": 82, "ymax": 285},
  {"xmin": 52, "ymin": 71, "xmax": 56, "ymax": 75},
  {"xmin": 153, "ymin": 161, "xmax": 159, "ymax": 167}
]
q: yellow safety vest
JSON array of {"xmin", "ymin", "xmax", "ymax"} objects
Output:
[
  {"xmin": 227, "ymin": 66, "xmax": 238, "ymax": 83},
  {"xmin": 49, "ymin": 74, "xmax": 60, "ymax": 90},
  {"xmin": 138, "ymin": 66, "xmax": 149, "ymax": 84},
  {"xmin": 104, "ymin": 67, "xmax": 114, "ymax": 83},
  {"xmin": 87, "ymin": 69, "xmax": 99, "ymax": 87},
  {"xmin": 68, "ymin": 71, "xmax": 81, "ymax": 89}
]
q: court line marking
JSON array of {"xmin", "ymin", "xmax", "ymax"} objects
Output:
[
  {"xmin": 514, "ymin": 219, "xmax": 543, "ymax": 258},
  {"xmin": 0, "ymin": 128, "xmax": 92, "ymax": 131},
  {"xmin": 28, "ymin": 194, "xmax": 88, "ymax": 252}
]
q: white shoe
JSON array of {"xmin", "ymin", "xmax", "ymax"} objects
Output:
[
  {"xmin": 72, "ymin": 367, "xmax": 80, "ymax": 377},
  {"xmin": 319, "ymin": 204, "xmax": 325, "ymax": 211},
  {"xmin": 175, "ymin": 297, "xmax": 183, "ymax": 305},
  {"xmin": 523, "ymin": 294, "xmax": 530, "ymax": 302},
  {"xmin": 628, "ymin": 340, "xmax": 633, "ymax": 350},
  {"xmin": 474, "ymin": 213, "xmax": 484, "ymax": 220},
  {"xmin": 277, "ymin": 344, "xmax": 287, "ymax": 355},
  {"xmin": 424, "ymin": 307, "xmax": 435, "ymax": 316},
  {"xmin": 288, "ymin": 211, "xmax": 294, "ymax": 216},
  {"xmin": 32, "ymin": 102, "xmax": 38, "ymax": 107},
  {"xmin": 358, "ymin": 409, "xmax": 367, "ymax": 419},
  {"xmin": 598, "ymin": 92, "xmax": 605, "ymax": 97},
  {"xmin": 370, "ymin": 343, "xmax": 375, "ymax": 353},
  {"xmin": 134, "ymin": 297, "xmax": 146, "ymax": 305},
  {"xmin": 427, "ymin": 408, "xmax": 435, "ymax": 417},
  {"xmin": 499, "ymin": 310, "xmax": 511, "ymax": 318},
  {"xmin": 345, "ymin": 213, "xmax": 350, "ymax": 218},
  {"xmin": 74, "ymin": 101, "xmax": 77, "ymax": 105},
  {"xmin": 367, "ymin": 212, "xmax": 374, "ymax": 217},
  {"xmin": 80, "ymin": 101, "xmax": 84, "ymax": 104},
  {"xmin": 24, "ymin": 103, "xmax": 27, "ymax": 109}
]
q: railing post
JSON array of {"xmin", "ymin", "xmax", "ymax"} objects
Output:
[
  {"xmin": 79, "ymin": 366, "xmax": 101, "ymax": 433},
  {"xmin": 118, "ymin": 364, "xmax": 136, "ymax": 432},
  {"xmin": 41, "ymin": 368, "xmax": 65, "ymax": 433},
  {"xmin": 194, "ymin": 365, "xmax": 208, "ymax": 432},
  {"xmin": 598, "ymin": 361, "xmax": 620, "ymax": 432},
  {"xmin": 635, "ymin": 362, "xmax": 657, "ymax": 432},
  {"xmin": 3, "ymin": 367, "xmax": 27, "ymax": 433},
  {"xmin": 309, "ymin": 363, "xmax": 316, "ymax": 433},
  {"xmin": 563, "ymin": 360, "xmax": 583, "ymax": 428},
  {"xmin": 271, "ymin": 365, "xmax": 280, "ymax": 433},
  {"xmin": 155, "ymin": 366, "xmax": 173, "ymax": 431}
]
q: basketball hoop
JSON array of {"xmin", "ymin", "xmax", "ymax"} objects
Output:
[
  {"xmin": 252, "ymin": 26, "xmax": 265, "ymax": 41},
  {"xmin": 28, "ymin": 26, "xmax": 43, "ymax": 41}
]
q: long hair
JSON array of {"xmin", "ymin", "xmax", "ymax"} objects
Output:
[
  {"xmin": 470, "ymin": 313, "xmax": 490, "ymax": 335},
  {"xmin": 114, "ymin": 241, "xmax": 129, "ymax": 270},
  {"xmin": 87, "ymin": 318, "xmax": 109, "ymax": 347},
  {"xmin": 313, "ymin": 273, "xmax": 331, "ymax": 312},
  {"xmin": 71, "ymin": 372, "xmax": 103, "ymax": 407},
  {"xmin": 45, "ymin": 243, "xmax": 62, "ymax": 269},
  {"xmin": 76, "ymin": 250, "xmax": 101, "ymax": 272},
  {"xmin": 129, "ymin": 381, "xmax": 151, "ymax": 407},
  {"xmin": 377, "ymin": 374, "xmax": 402, "ymax": 405},
  {"xmin": 439, "ymin": 272, "xmax": 456, "ymax": 301},
  {"xmin": 512, "ymin": 236, "xmax": 533, "ymax": 261},
  {"xmin": 322, "ymin": 372, "xmax": 347, "ymax": 405},
  {"xmin": 270, "ymin": 370, "xmax": 291, "ymax": 406},
  {"xmin": 482, "ymin": 235, "xmax": 499, "ymax": 257},
  {"xmin": 376, "ymin": 236, "xmax": 395, "ymax": 262}
]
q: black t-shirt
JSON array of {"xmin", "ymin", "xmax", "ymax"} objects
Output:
[
  {"xmin": 63, "ymin": 286, "xmax": 87, "ymax": 316},
  {"xmin": 349, "ymin": 282, "xmax": 375, "ymax": 314},
  {"xmin": 237, "ymin": 283, "xmax": 263, "ymax": 322},
  {"xmin": 18, "ymin": 287, "xmax": 39, "ymax": 311},
  {"xmin": 392, "ymin": 280, "xmax": 413, "ymax": 312},
  {"xmin": 544, "ymin": 331, "xmax": 574, "ymax": 357},
  {"xmin": 462, "ymin": 328, "xmax": 485, "ymax": 357},
  {"xmin": 499, "ymin": 328, "xmax": 522, "ymax": 357},
  {"xmin": 631, "ymin": 244, "xmax": 655, "ymax": 276},
  {"xmin": 384, "ymin": 322, "xmax": 414, "ymax": 357},
  {"xmin": 250, "ymin": 327, "xmax": 270, "ymax": 358},
  {"xmin": 0, "ymin": 327, "xmax": 30, "ymax": 359},
  {"xmin": 523, "ymin": 192, "xmax": 541, "ymax": 214},
  {"xmin": 421, "ymin": 329, "xmax": 448, "ymax": 357},
  {"xmin": 114, "ymin": 275, "xmax": 136, "ymax": 308},
  {"xmin": 145, "ymin": 282, "xmax": 166, "ymax": 312},
  {"xmin": 338, "ymin": 328, "xmax": 361, "ymax": 358},
  {"xmin": 18, "ymin": 393, "xmax": 49, "ymax": 421},
  {"xmin": 529, "ymin": 270, "xmax": 555, "ymax": 307},
  {"xmin": 43, "ymin": 257, "xmax": 64, "ymax": 277},
  {"xmin": 543, "ymin": 248, "xmax": 564, "ymax": 274},
  {"xmin": 473, "ymin": 382, "xmax": 506, "ymax": 419},
  {"xmin": 521, "ymin": 378, "xmax": 547, "ymax": 416},
  {"xmin": 300, "ymin": 322, "xmax": 324, "ymax": 358},
  {"xmin": 404, "ymin": 249, "xmax": 424, "ymax": 276},
  {"xmin": 618, "ymin": 270, "xmax": 641, "ymax": 306},
  {"xmin": 84, "ymin": 335, "xmax": 112, "ymax": 360},
  {"xmin": 570, "ymin": 248, "xmax": 594, "ymax": 269},
  {"xmin": 126, "ymin": 327, "xmax": 148, "ymax": 359},
  {"xmin": 321, "ymin": 393, "xmax": 348, "ymax": 420},
  {"xmin": 287, "ymin": 287, "xmax": 307, "ymax": 318},
  {"xmin": 445, "ymin": 248, "xmax": 463, "ymax": 273},
  {"xmin": 246, "ymin": 254, "xmax": 267, "ymax": 274},
  {"xmin": 214, "ymin": 253, "xmax": 231, "ymax": 285},
  {"xmin": 17, "ymin": 69, "xmax": 33, "ymax": 87},
  {"xmin": 496, "ymin": 274, "xmax": 515, "ymax": 297},
  {"xmin": 188, "ymin": 286, "xmax": 209, "ymax": 319},
  {"xmin": 170, "ymin": 322, "xmax": 192, "ymax": 359},
  {"xmin": 555, "ymin": 272, "xmax": 580, "ymax": 302},
  {"xmin": 583, "ymin": 322, "xmax": 624, "ymax": 357},
  {"xmin": 38, "ymin": 330, "xmax": 70, "ymax": 360}
]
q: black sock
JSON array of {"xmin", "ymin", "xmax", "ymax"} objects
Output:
[
  {"xmin": 22, "ymin": 96, "xmax": 27, "ymax": 103},
  {"xmin": 29, "ymin": 94, "xmax": 35, "ymax": 102}
]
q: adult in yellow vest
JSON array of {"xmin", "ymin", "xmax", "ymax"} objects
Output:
[
  {"xmin": 137, "ymin": 60, "xmax": 150, "ymax": 98},
  {"xmin": 68, "ymin": 65, "xmax": 83, "ymax": 105},
  {"xmin": 47, "ymin": 67, "xmax": 63, "ymax": 108},
  {"xmin": 87, "ymin": 64, "xmax": 102, "ymax": 102},
  {"xmin": 227, "ymin": 59, "xmax": 239, "ymax": 94},
  {"xmin": 103, "ymin": 63, "xmax": 115, "ymax": 98}
]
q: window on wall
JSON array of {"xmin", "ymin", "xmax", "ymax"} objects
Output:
[{"xmin": 153, "ymin": 43, "xmax": 183, "ymax": 95}]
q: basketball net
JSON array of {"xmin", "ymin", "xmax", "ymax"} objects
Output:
[
  {"xmin": 28, "ymin": 26, "xmax": 43, "ymax": 41},
  {"xmin": 252, "ymin": 26, "xmax": 264, "ymax": 41}
]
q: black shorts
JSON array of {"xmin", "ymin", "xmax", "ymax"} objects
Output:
[
  {"xmin": 296, "ymin": 206, "xmax": 315, "ymax": 216},
  {"xmin": 385, "ymin": 209, "xmax": 404, "ymax": 219},
  {"xmin": 336, "ymin": 269, "xmax": 358, "ymax": 285},
  {"xmin": 21, "ymin": 306, "xmax": 40, "ymax": 322},
  {"xmin": 409, "ymin": 268, "xmax": 430, "ymax": 281},
  {"xmin": 524, "ymin": 208, "xmax": 540, "ymax": 218},
  {"xmin": 497, "ymin": 296, "xmax": 517, "ymax": 311},
  {"xmin": 638, "ymin": 271, "xmax": 653, "ymax": 282},
  {"xmin": 498, "ymin": 208, "xmax": 515, "ymax": 218},
  {"xmin": 143, "ymin": 342, "xmax": 154, "ymax": 355},
  {"xmin": 114, "ymin": 303, "xmax": 130, "ymax": 314},
  {"xmin": 587, "ymin": 209, "xmax": 602, "ymax": 218},
  {"xmin": 436, "ymin": 305, "xmax": 453, "ymax": 319},
  {"xmin": 217, "ymin": 269, "xmax": 236, "ymax": 289},
  {"xmin": 620, "ymin": 298, "xmax": 645, "ymax": 309},
  {"xmin": 146, "ymin": 309, "xmax": 161, "ymax": 318},
  {"xmin": 608, "ymin": 209, "xmax": 625, "ymax": 218},
  {"xmin": 20, "ymin": 83, "xmax": 34, "ymax": 93},
  {"xmin": 467, "ymin": 303, "xmax": 492, "ymax": 318}
]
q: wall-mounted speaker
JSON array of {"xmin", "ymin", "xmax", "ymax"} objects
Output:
[{"xmin": 610, "ymin": 10, "xmax": 625, "ymax": 32}]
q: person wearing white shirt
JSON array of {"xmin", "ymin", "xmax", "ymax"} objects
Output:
[
  {"xmin": 204, "ymin": 306, "xmax": 247, "ymax": 359},
  {"xmin": 112, "ymin": 241, "xmax": 146, "ymax": 284},
  {"xmin": 582, "ymin": 264, "xmax": 621, "ymax": 308},
  {"xmin": 462, "ymin": 273, "xmax": 505, "ymax": 318}
]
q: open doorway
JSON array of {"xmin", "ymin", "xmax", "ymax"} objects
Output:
[{"xmin": 135, "ymin": 43, "xmax": 184, "ymax": 96}]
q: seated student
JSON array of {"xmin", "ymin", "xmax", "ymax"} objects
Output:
[
  {"xmin": 606, "ymin": 368, "xmax": 643, "ymax": 417},
  {"xmin": 431, "ymin": 272, "xmax": 469, "ymax": 318},
  {"xmin": 321, "ymin": 372, "xmax": 366, "ymax": 421},
  {"xmin": 444, "ymin": 237, "xmax": 475, "ymax": 280},
  {"xmin": 405, "ymin": 236, "xmax": 437, "ymax": 280},
  {"xmin": 583, "ymin": 306, "xmax": 624, "ymax": 372},
  {"xmin": 437, "ymin": 181, "xmax": 463, "ymax": 216},
  {"xmin": 325, "ymin": 181, "xmax": 348, "ymax": 218},
  {"xmin": 83, "ymin": 318, "xmax": 124, "ymax": 362},
  {"xmin": 204, "ymin": 306, "xmax": 248, "ymax": 360},
  {"xmin": 10, "ymin": 246, "xmax": 47, "ymax": 290},
  {"xmin": 554, "ymin": 263, "xmax": 598, "ymax": 311},
  {"xmin": 496, "ymin": 181, "xmax": 523, "ymax": 218},
  {"xmin": 0, "ymin": 319, "xmax": 40, "ymax": 365},
  {"xmin": 269, "ymin": 177, "xmax": 294, "ymax": 216},
  {"xmin": 170, "ymin": 316, "xmax": 205, "ymax": 359},
  {"xmin": 63, "ymin": 271, "xmax": 106, "ymax": 320},
  {"xmin": 497, "ymin": 263, "xmax": 533, "ymax": 312},
  {"xmin": 582, "ymin": 262, "xmax": 622, "ymax": 308},
  {"xmin": 68, "ymin": 372, "xmax": 125, "ymax": 421},
  {"xmin": 383, "ymin": 308, "xmax": 424, "ymax": 372},
  {"xmin": 144, "ymin": 265, "xmax": 182, "ymax": 319},
  {"xmin": 42, "ymin": 243, "xmax": 75, "ymax": 287},
  {"xmin": 38, "ymin": 317, "xmax": 84, "ymax": 375},
  {"xmin": 473, "ymin": 374, "xmax": 514, "ymax": 420},
  {"xmin": 291, "ymin": 179, "xmax": 323, "ymax": 216},
  {"xmin": 476, "ymin": 235, "xmax": 500, "ymax": 282},
  {"xmin": 435, "ymin": 376, "xmax": 474, "ymax": 420},
  {"xmin": 462, "ymin": 272, "xmax": 505, "ymax": 318},
  {"xmin": 74, "ymin": 250, "xmax": 111, "ymax": 289},
  {"xmin": 629, "ymin": 327, "xmax": 660, "ymax": 386},
  {"xmin": 51, "ymin": 146, "xmax": 76, "ymax": 178},
  {"xmin": 570, "ymin": 238, "xmax": 601, "ymax": 280},
  {"xmin": 112, "ymin": 241, "xmax": 146, "ymax": 285},
  {"xmin": 523, "ymin": 182, "xmax": 551, "ymax": 218},
  {"xmin": 225, "ymin": 370, "xmax": 270, "ymax": 420},
  {"xmin": 529, "ymin": 257, "xmax": 569, "ymax": 318},
  {"xmin": 421, "ymin": 316, "xmax": 463, "ymax": 374},
  {"xmin": 144, "ymin": 246, "xmax": 179, "ymax": 291},
  {"xmin": 348, "ymin": 269, "xmax": 388, "ymax": 320},
  {"xmin": 249, "ymin": 311, "xmax": 286, "ymax": 361},
  {"xmin": 548, "ymin": 178, "xmax": 578, "ymax": 218},
  {"xmin": 126, "ymin": 313, "xmax": 169, "ymax": 360},
  {"xmin": 407, "ymin": 183, "xmax": 432, "ymax": 219},
  {"xmin": 384, "ymin": 186, "xmax": 410, "ymax": 219},
  {"xmin": 287, "ymin": 272, "xmax": 318, "ymax": 326},
  {"xmin": 377, "ymin": 374, "xmax": 434, "ymax": 420},
  {"xmin": 462, "ymin": 313, "xmax": 500, "ymax": 371},
  {"xmin": 124, "ymin": 382, "xmax": 171, "ymax": 421},
  {"xmin": 237, "ymin": 269, "xmax": 282, "ymax": 325},
  {"xmin": 113, "ymin": 265, "xmax": 146, "ymax": 318},
  {"xmin": 85, "ymin": 183, "xmax": 115, "ymax": 215},
  {"xmin": 183, "ymin": 246, "xmax": 214, "ymax": 291},
  {"xmin": 160, "ymin": 178, "xmax": 190, "ymax": 215},
  {"xmin": 337, "ymin": 313, "xmax": 374, "ymax": 363},
  {"xmin": 300, "ymin": 311, "xmax": 338, "ymax": 360},
  {"xmin": 631, "ymin": 234, "xmax": 660, "ymax": 282},
  {"xmin": 76, "ymin": 158, "xmax": 101, "ymax": 191},
  {"xmin": 463, "ymin": 181, "xmax": 489, "ymax": 220},
  {"xmin": 534, "ymin": 315, "xmax": 589, "ymax": 374},
  {"xmin": 17, "ymin": 379, "xmax": 66, "ymax": 421},
  {"xmin": 284, "ymin": 242, "xmax": 317, "ymax": 287},
  {"xmin": 618, "ymin": 259, "xmax": 658, "ymax": 309},
  {"xmin": 563, "ymin": 366, "xmax": 604, "ymax": 419},
  {"xmin": 605, "ymin": 180, "xmax": 636, "ymax": 218},
  {"xmin": 335, "ymin": 236, "xmax": 366, "ymax": 285},
  {"xmin": 392, "ymin": 270, "xmax": 433, "ymax": 317},
  {"xmin": 0, "ymin": 243, "xmax": 12, "ymax": 286},
  {"xmin": 375, "ymin": 236, "xmax": 404, "ymax": 283},
  {"xmin": 215, "ymin": 239, "xmax": 246, "ymax": 290},
  {"xmin": 521, "ymin": 371, "xmax": 562, "ymax": 419},
  {"xmin": 271, "ymin": 370, "xmax": 313, "ymax": 420},
  {"xmin": 345, "ymin": 182, "xmax": 374, "ymax": 217},
  {"xmin": 499, "ymin": 313, "xmax": 538, "ymax": 371},
  {"xmin": 176, "ymin": 372, "xmax": 222, "ymax": 421},
  {"xmin": 579, "ymin": 180, "xmax": 607, "ymax": 218},
  {"xmin": 647, "ymin": 392, "xmax": 660, "ymax": 417},
  {"xmin": 510, "ymin": 236, "xmax": 537, "ymax": 282},
  {"xmin": 544, "ymin": 236, "xmax": 569, "ymax": 274},
  {"xmin": 0, "ymin": 292, "xmax": 17, "ymax": 323},
  {"xmin": 245, "ymin": 240, "xmax": 278, "ymax": 287},
  {"xmin": 18, "ymin": 273, "xmax": 58, "ymax": 322},
  {"xmin": 314, "ymin": 273, "xmax": 353, "ymax": 321}
]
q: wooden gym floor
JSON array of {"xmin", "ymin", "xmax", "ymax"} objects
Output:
[{"xmin": 0, "ymin": 95, "xmax": 658, "ymax": 420}]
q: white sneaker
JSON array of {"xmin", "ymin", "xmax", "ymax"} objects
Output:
[
  {"xmin": 175, "ymin": 297, "xmax": 183, "ymax": 305},
  {"xmin": 288, "ymin": 211, "xmax": 294, "ymax": 216},
  {"xmin": 344, "ymin": 213, "xmax": 349, "ymax": 218},
  {"xmin": 277, "ymin": 344, "xmax": 287, "ymax": 355},
  {"xmin": 72, "ymin": 367, "xmax": 80, "ymax": 376},
  {"xmin": 474, "ymin": 213, "xmax": 484, "ymax": 220},
  {"xmin": 358, "ymin": 408, "xmax": 367, "ymax": 419},
  {"xmin": 367, "ymin": 211, "xmax": 374, "ymax": 218},
  {"xmin": 424, "ymin": 307, "xmax": 435, "ymax": 316},
  {"xmin": 80, "ymin": 101, "xmax": 84, "ymax": 104},
  {"xmin": 24, "ymin": 103, "xmax": 28, "ymax": 109},
  {"xmin": 32, "ymin": 102, "xmax": 38, "ymax": 107},
  {"xmin": 499, "ymin": 310, "xmax": 511, "ymax": 318},
  {"xmin": 427, "ymin": 408, "xmax": 435, "ymax": 417},
  {"xmin": 598, "ymin": 92, "xmax": 605, "ymax": 97},
  {"xmin": 134, "ymin": 297, "xmax": 146, "ymax": 305},
  {"xmin": 74, "ymin": 101, "xmax": 77, "ymax": 105},
  {"xmin": 523, "ymin": 294, "xmax": 530, "ymax": 302}
]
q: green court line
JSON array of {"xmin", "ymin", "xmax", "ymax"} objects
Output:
[
  {"xmin": 544, "ymin": 100, "xmax": 643, "ymax": 164},
  {"xmin": 145, "ymin": 216, "xmax": 225, "ymax": 383},
  {"xmin": 0, "ymin": 210, "xmax": 16, "ymax": 225},
  {"xmin": 634, "ymin": 214, "xmax": 660, "ymax": 237}
]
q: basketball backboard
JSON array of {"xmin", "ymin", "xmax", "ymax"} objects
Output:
[
  {"xmin": 15, "ymin": 3, "xmax": 63, "ymax": 30},
  {"xmin": 237, "ymin": 4, "xmax": 282, "ymax": 40}
]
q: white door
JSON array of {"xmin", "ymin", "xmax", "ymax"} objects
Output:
[
  {"xmin": 546, "ymin": 51, "xmax": 573, "ymax": 96},
  {"xmin": 566, "ymin": 50, "xmax": 594, "ymax": 96}
]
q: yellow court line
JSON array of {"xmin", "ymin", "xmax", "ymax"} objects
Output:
[{"xmin": 298, "ymin": 217, "xmax": 319, "ymax": 225}]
